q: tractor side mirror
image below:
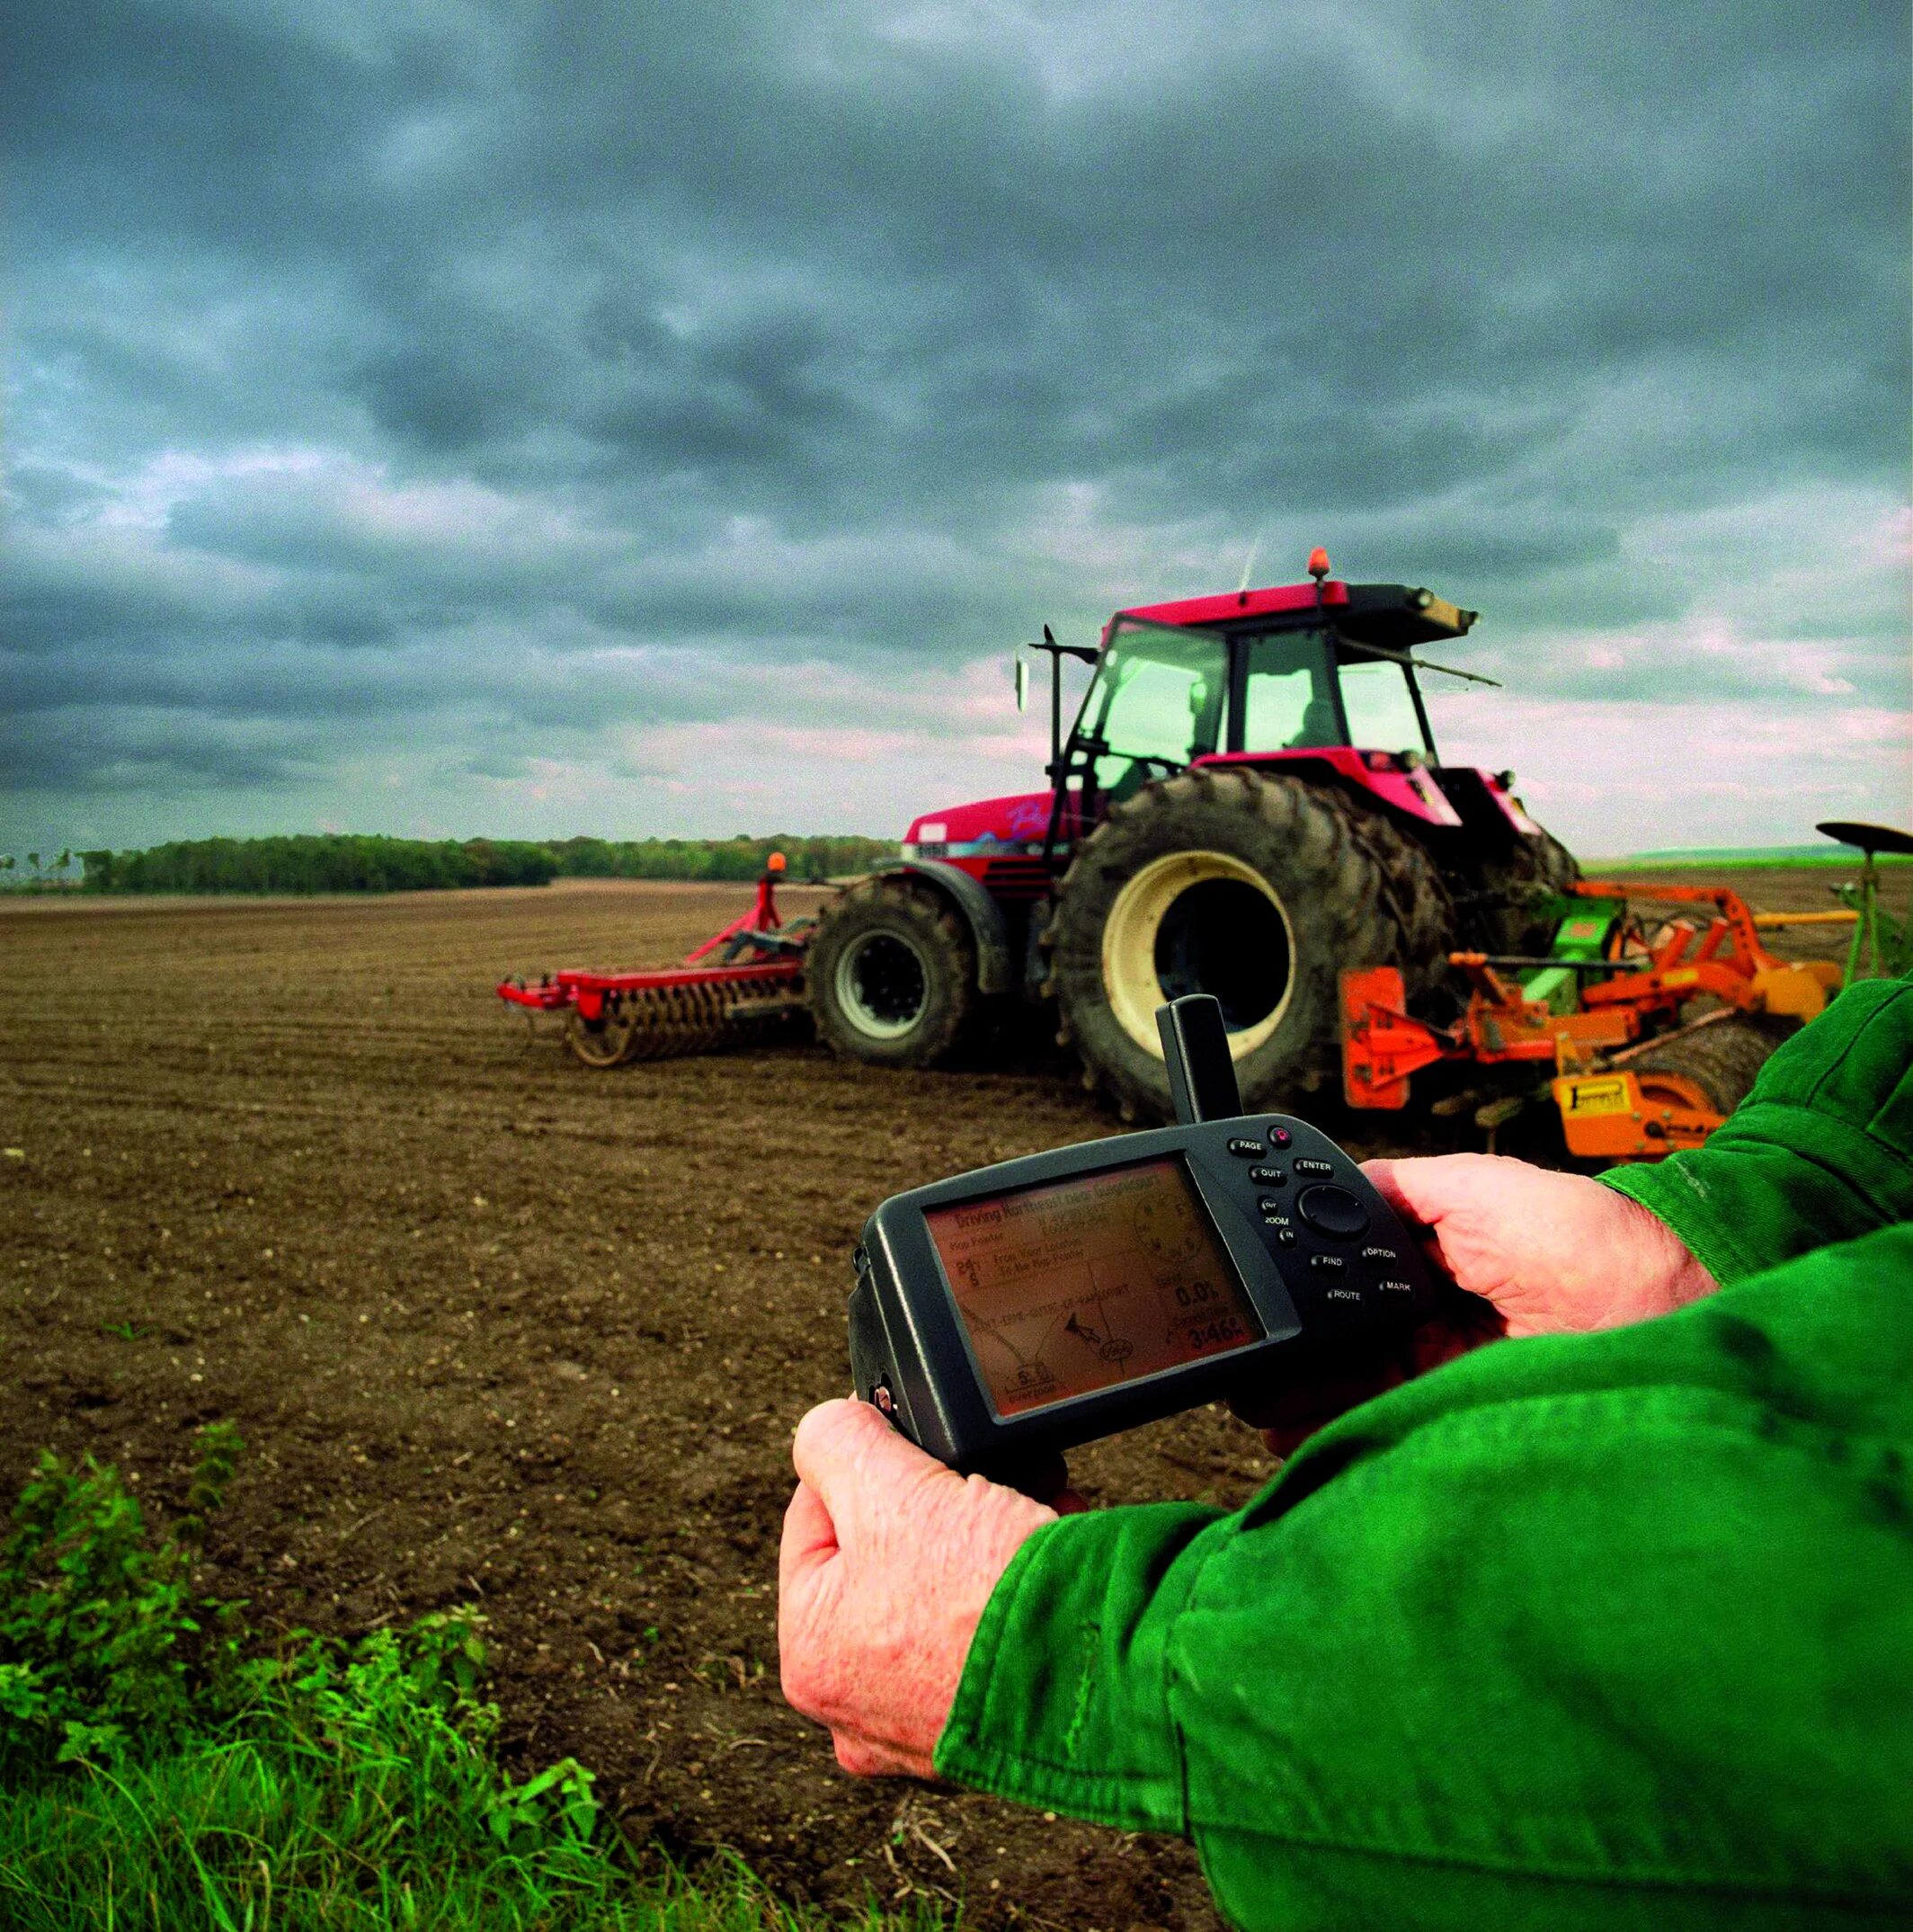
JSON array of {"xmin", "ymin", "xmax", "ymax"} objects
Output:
[{"xmin": 1014, "ymin": 654, "xmax": 1028, "ymax": 714}]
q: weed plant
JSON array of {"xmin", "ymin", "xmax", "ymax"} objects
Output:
[{"xmin": 0, "ymin": 1428, "xmax": 945, "ymax": 1930}]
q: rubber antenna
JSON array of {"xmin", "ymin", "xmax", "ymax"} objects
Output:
[{"xmin": 1157, "ymin": 995, "xmax": 1243, "ymax": 1125}]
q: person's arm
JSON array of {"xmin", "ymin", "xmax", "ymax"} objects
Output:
[
  {"xmin": 934, "ymin": 1235, "xmax": 1913, "ymax": 1929},
  {"xmin": 1599, "ymin": 969, "xmax": 1913, "ymax": 1285}
]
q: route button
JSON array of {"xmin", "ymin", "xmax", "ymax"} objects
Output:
[{"xmin": 1298, "ymin": 1184, "xmax": 1370, "ymax": 1240}]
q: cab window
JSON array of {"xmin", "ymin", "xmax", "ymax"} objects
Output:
[
  {"xmin": 1086, "ymin": 621, "xmax": 1226, "ymax": 797},
  {"xmin": 1338, "ymin": 654, "xmax": 1428, "ymax": 755},
  {"xmin": 1237, "ymin": 630, "xmax": 1339, "ymax": 751}
]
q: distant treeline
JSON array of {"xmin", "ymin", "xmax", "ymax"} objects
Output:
[
  {"xmin": 546, "ymin": 834, "xmax": 896, "ymax": 882},
  {"xmin": 72, "ymin": 832, "xmax": 897, "ymax": 895}
]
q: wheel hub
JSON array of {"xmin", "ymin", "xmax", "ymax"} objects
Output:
[{"xmin": 837, "ymin": 931, "xmax": 930, "ymax": 1038}]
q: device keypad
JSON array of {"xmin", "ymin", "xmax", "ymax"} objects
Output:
[{"xmin": 1223, "ymin": 1117, "xmax": 1429, "ymax": 1338}]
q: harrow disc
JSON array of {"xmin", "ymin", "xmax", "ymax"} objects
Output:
[
  {"xmin": 565, "ymin": 995, "xmax": 644, "ymax": 1067},
  {"xmin": 567, "ymin": 977, "xmax": 808, "ymax": 1066}
]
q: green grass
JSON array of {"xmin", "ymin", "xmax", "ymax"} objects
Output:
[
  {"xmin": 1583, "ymin": 850, "xmax": 1912, "ymax": 871},
  {"xmin": 0, "ymin": 1430, "xmax": 947, "ymax": 1931}
]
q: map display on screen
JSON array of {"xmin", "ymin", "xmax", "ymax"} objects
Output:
[{"xmin": 925, "ymin": 1157, "xmax": 1262, "ymax": 1418}]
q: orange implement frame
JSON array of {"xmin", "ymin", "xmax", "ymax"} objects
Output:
[{"xmin": 1341, "ymin": 881, "xmax": 1846, "ymax": 1161}]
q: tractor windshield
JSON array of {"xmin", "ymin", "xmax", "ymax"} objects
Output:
[{"xmin": 1079, "ymin": 618, "xmax": 1227, "ymax": 799}]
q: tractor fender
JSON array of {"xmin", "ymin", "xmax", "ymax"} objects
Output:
[{"xmin": 872, "ymin": 858, "xmax": 1013, "ymax": 996}]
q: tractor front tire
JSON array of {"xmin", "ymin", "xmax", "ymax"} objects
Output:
[
  {"xmin": 807, "ymin": 876, "xmax": 975, "ymax": 1068},
  {"xmin": 1048, "ymin": 768, "xmax": 1452, "ymax": 1119}
]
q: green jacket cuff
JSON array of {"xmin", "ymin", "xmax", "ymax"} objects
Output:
[
  {"xmin": 1600, "ymin": 971, "xmax": 1913, "ymax": 1285},
  {"xmin": 934, "ymin": 1500, "xmax": 1230, "ymax": 1832}
]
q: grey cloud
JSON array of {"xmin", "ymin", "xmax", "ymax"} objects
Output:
[{"xmin": 3, "ymin": 0, "xmax": 1907, "ymax": 848}]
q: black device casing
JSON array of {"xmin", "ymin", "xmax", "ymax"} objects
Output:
[{"xmin": 847, "ymin": 1113, "xmax": 1442, "ymax": 1474}]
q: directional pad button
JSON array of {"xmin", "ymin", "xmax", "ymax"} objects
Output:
[{"xmin": 1296, "ymin": 1183, "xmax": 1370, "ymax": 1241}]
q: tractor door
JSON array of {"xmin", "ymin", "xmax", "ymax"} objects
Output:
[
  {"xmin": 1072, "ymin": 619, "xmax": 1229, "ymax": 805},
  {"xmin": 1228, "ymin": 627, "xmax": 1339, "ymax": 751}
]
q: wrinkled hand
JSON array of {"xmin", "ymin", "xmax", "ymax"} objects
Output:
[
  {"xmin": 779, "ymin": 1399, "xmax": 1056, "ymax": 1778},
  {"xmin": 1232, "ymin": 1153, "xmax": 1716, "ymax": 1454},
  {"xmin": 1364, "ymin": 1153, "xmax": 1716, "ymax": 1337}
]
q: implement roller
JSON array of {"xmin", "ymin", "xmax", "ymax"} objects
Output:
[{"xmin": 497, "ymin": 857, "xmax": 813, "ymax": 1065}]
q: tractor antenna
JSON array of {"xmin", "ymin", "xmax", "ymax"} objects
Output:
[{"xmin": 1236, "ymin": 528, "xmax": 1265, "ymax": 595}]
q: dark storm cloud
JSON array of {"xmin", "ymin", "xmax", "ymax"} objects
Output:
[{"xmin": 4, "ymin": 0, "xmax": 1907, "ymax": 844}]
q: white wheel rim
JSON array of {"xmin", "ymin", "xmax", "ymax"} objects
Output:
[
  {"xmin": 835, "ymin": 930, "xmax": 930, "ymax": 1039},
  {"xmin": 1100, "ymin": 850, "xmax": 1295, "ymax": 1060}
]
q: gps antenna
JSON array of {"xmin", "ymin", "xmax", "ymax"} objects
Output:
[{"xmin": 1157, "ymin": 995, "xmax": 1243, "ymax": 1125}]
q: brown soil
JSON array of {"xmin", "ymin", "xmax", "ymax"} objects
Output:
[{"xmin": 0, "ymin": 871, "xmax": 1892, "ymax": 1927}]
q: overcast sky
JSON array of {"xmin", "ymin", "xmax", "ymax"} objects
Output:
[{"xmin": 5, "ymin": 0, "xmax": 1909, "ymax": 858}]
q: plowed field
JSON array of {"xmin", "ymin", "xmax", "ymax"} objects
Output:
[{"xmin": 0, "ymin": 871, "xmax": 1891, "ymax": 1927}]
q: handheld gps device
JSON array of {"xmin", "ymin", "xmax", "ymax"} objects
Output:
[{"xmin": 846, "ymin": 995, "xmax": 1444, "ymax": 1473}]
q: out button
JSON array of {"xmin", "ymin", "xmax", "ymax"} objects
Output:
[{"xmin": 1297, "ymin": 1183, "xmax": 1370, "ymax": 1241}]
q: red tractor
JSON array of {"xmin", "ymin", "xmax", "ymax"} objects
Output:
[
  {"xmin": 503, "ymin": 552, "xmax": 1580, "ymax": 1119},
  {"xmin": 798, "ymin": 551, "xmax": 1574, "ymax": 1117}
]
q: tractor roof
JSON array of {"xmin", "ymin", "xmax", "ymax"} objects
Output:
[{"xmin": 1119, "ymin": 580, "xmax": 1479, "ymax": 650}]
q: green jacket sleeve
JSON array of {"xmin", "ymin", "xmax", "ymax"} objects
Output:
[
  {"xmin": 937, "ymin": 1226, "xmax": 1913, "ymax": 1931},
  {"xmin": 1599, "ymin": 970, "xmax": 1913, "ymax": 1285}
]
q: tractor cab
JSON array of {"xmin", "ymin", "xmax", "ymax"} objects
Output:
[{"xmin": 1058, "ymin": 580, "xmax": 1481, "ymax": 821}]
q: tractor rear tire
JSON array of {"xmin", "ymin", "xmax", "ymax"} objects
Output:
[
  {"xmin": 1473, "ymin": 827, "xmax": 1581, "ymax": 956},
  {"xmin": 1625, "ymin": 1016, "xmax": 1791, "ymax": 1117},
  {"xmin": 807, "ymin": 875, "xmax": 975, "ymax": 1068},
  {"xmin": 1048, "ymin": 768, "xmax": 1452, "ymax": 1119}
]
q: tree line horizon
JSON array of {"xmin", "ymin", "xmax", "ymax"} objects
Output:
[{"xmin": 30, "ymin": 833, "xmax": 903, "ymax": 895}]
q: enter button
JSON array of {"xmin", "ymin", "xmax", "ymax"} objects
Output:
[{"xmin": 1297, "ymin": 1183, "xmax": 1370, "ymax": 1240}]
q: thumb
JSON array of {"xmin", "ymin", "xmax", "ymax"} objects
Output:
[
  {"xmin": 791, "ymin": 1398, "xmax": 949, "ymax": 1544},
  {"xmin": 1362, "ymin": 1154, "xmax": 1488, "ymax": 1235}
]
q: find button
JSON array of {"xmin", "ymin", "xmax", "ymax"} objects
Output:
[{"xmin": 1297, "ymin": 1183, "xmax": 1370, "ymax": 1241}]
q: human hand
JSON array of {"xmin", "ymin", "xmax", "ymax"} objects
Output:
[
  {"xmin": 1232, "ymin": 1154, "xmax": 1714, "ymax": 1455},
  {"xmin": 1363, "ymin": 1153, "xmax": 1716, "ymax": 1339},
  {"xmin": 779, "ymin": 1398, "xmax": 1058, "ymax": 1778}
]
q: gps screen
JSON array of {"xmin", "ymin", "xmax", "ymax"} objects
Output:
[{"xmin": 925, "ymin": 1157, "xmax": 1262, "ymax": 1418}]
